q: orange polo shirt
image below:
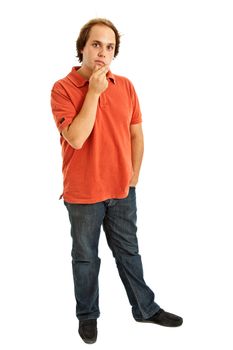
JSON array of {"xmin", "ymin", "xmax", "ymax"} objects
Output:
[{"xmin": 51, "ymin": 66, "xmax": 142, "ymax": 203}]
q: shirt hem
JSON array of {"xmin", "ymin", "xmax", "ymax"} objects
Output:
[{"xmin": 62, "ymin": 190, "xmax": 130, "ymax": 204}]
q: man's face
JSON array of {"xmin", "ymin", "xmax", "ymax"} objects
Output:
[{"xmin": 81, "ymin": 24, "xmax": 116, "ymax": 71}]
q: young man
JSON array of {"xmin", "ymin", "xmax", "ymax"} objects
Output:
[{"xmin": 51, "ymin": 18, "xmax": 183, "ymax": 344}]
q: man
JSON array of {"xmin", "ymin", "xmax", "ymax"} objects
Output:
[{"xmin": 51, "ymin": 18, "xmax": 183, "ymax": 344}]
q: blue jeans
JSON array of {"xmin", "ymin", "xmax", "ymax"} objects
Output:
[{"xmin": 64, "ymin": 187, "xmax": 160, "ymax": 321}]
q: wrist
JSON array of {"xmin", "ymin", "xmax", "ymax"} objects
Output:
[{"xmin": 87, "ymin": 88, "xmax": 101, "ymax": 99}]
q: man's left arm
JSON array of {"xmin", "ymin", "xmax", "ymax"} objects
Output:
[{"xmin": 129, "ymin": 123, "xmax": 144, "ymax": 187}]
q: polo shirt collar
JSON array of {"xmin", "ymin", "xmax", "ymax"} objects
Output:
[
  {"xmin": 67, "ymin": 66, "xmax": 116, "ymax": 88},
  {"xmin": 107, "ymin": 70, "xmax": 116, "ymax": 84}
]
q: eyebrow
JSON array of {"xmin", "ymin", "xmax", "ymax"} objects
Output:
[{"xmin": 92, "ymin": 40, "xmax": 115, "ymax": 46}]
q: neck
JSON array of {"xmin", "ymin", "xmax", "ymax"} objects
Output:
[{"xmin": 77, "ymin": 65, "xmax": 92, "ymax": 80}]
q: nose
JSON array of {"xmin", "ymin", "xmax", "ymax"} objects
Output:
[{"xmin": 98, "ymin": 46, "xmax": 106, "ymax": 58}]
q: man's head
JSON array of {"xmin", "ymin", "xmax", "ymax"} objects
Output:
[{"xmin": 76, "ymin": 18, "xmax": 120, "ymax": 69}]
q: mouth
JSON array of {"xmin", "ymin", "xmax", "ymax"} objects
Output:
[{"xmin": 94, "ymin": 60, "xmax": 105, "ymax": 66}]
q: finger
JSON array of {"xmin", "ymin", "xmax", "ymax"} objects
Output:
[
  {"xmin": 95, "ymin": 64, "xmax": 109, "ymax": 75},
  {"xmin": 93, "ymin": 64, "xmax": 101, "ymax": 72}
]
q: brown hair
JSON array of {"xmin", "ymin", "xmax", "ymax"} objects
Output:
[{"xmin": 76, "ymin": 18, "xmax": 121, "ymax": 62}]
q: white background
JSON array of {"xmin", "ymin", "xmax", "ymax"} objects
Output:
[{"xmin": 0, "ymin": 0, "xmax": 232, "ymax": 349}]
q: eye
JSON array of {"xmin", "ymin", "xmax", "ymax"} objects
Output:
[
  {"xmin": 107, "ymin": 45, "xmax": 114, "ymax": 51},
  {"xmin": 92, "ymin": 42, "xmax": 100, "ymax": 48}
]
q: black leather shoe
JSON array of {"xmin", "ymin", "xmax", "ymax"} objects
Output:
[
  {"xmin": 78, "ymin": 319, "xmax": 97, "ymax": 344},
  {"xmin": 136, "ymin": 309, "xmax": 183, "ymax": 327}
]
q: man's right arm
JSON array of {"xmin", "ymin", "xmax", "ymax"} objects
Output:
[{"xmin": 62, "ymin": 65, "xmax": 109, "ymax": 149}]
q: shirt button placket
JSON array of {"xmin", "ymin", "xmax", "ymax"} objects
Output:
[{"xmin": 99, "ymin": 93, "xmax": 107, "ymax": 108}]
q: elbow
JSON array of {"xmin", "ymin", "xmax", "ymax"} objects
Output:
[
  {"xmin": 71, "ymin": 139, "xmax": 84, "ymax": 150},
  {"xmin": 64, "ymin": 135, "xmax": 83, "ymax": 150},
  {"xmin": 62, "ymin": 132, "xmax": 85, "ymax": 149},
  {"xmin": 62, "ymin": 127, "xmax": 84, "ymax": 149},
  {"xmin": 71, "ymin": 135, "xmax": 89, "ymax": 150}
]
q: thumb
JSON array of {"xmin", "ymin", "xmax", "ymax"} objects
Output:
[{"xmin": 93, "ymin": 64, "xmax": 100, "ymax": 73}]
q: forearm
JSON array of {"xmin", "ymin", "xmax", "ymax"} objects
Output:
[
  {"xmin": 131, "ymin": 133, "xmax": 144, "ymax": 180},
  {"xmin": 66, "ymin": 90, "xmax": 100, "ymax": 148},
  {"xmin": 64, "ymin": 64, "xmax": 109, "ymax": 149}
]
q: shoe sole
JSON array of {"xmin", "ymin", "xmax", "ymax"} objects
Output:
[
  {"xmin": 79, "ymin": 331, "xmax": 97, "ymax": 344},
  {"xmin": 135, "ymin": 319, "xmax": 183, "ymax": 327},
  {"xmin": 82, "ymin": 338, "xmax": 97, "ymax": 344}
]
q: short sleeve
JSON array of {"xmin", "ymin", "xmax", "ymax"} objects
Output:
[
  {"xmin": 129, "ymin": 81, "xmax": 142, "ymax": 125},
  {"xmin": 51, "ymin": 82, "xmax": 77, "ymax": 133}
]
